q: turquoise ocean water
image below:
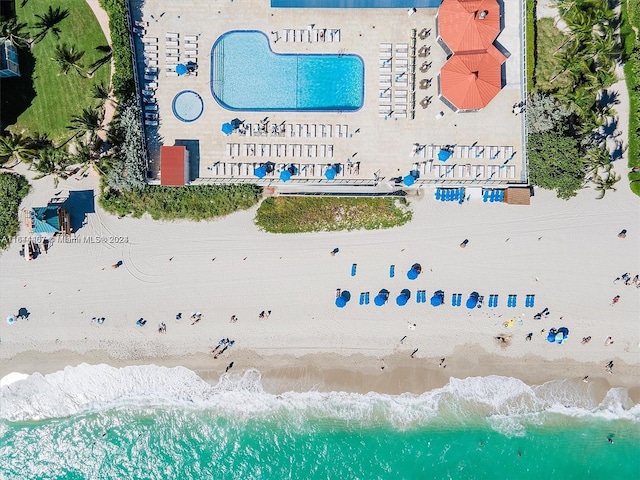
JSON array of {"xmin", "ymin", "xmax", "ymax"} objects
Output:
[{"xmin": 1, "ymin": 365, "xmax": 639, "ymax": 479}]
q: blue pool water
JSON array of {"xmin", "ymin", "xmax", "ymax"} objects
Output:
[
  {"xmin": 172, "ymin": 90, "xmax": 204, "ymax": 122},
  {"xmin": 210, "ymin": 31, "xmax": 364, "ymax": 111}
]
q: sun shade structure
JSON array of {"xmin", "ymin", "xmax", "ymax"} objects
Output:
[
  {"xmin": 437, "ymin": 0, "xmax": 506, "ymax": 111},
  {"xmin": 439, "ymin": 47, "xmax": 505, "ymax": 111},
  {"xmin": 438, "ymin": 0, "xmax": 501, "ymax": 53}
]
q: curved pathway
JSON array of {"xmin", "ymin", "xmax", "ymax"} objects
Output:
[{"xmin": 85, "ymin": 0, "xmax": 116, "ymax": 136}]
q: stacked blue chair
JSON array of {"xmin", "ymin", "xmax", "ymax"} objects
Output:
[
  {"xmin": 435, "ymin": 188, "xmax": 442, "ymax": 201},
  {"xmin": 483, "ymin": 190, "xmax": 490, "ymax": 202},
  {"xmin": 364, "ymin": 292, "xmax": 370, "ymax": 304},
  {"xmin": 525, "ymin": 294, "xmax": 535, "ymax": 308},
  {"xmin": 389, "ymin": 265, "xmax": 395, "ymax": 278},
  {"xmin": 359, "ymin": 292, "xmax": 366, "ymax": 305},
  {"xmin": 451, "ymin": 293, "xmax": 462, "ymax": 307},
  {"xmin": 351, "ymin": 264, "xmax": 357, "ymax": 276},
  {"xmin": 507, "ymin": 294, "xmax": 517, "ymax": 308},
  {"xmin": 488, "ymin": 294, "xmax": 499, "ymax": 308}
]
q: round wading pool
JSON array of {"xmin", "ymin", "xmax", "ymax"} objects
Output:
[{"xmin": 172, "ymin": 90, "xmax": 204, "ymax": 122}]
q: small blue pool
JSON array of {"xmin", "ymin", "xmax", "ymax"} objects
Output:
[
  {"xmin": 211, "ymin": 30, "xmax": 364, "ymax": 111},
  {"xmin": 172, "ymin": 90, "xmax": 204, "ymax": 122}
]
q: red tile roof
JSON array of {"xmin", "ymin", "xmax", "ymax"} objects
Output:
[
  {"xmin": 160, "ymin": 146, "xmax": 186, "ymax": 186},
  {"xmin": 438, "ymin": 0, "xmax": 502, "ymax": 53},
  {"xmin": 440, "ymin": 46, "xmax": 505, "ymax": 111}
]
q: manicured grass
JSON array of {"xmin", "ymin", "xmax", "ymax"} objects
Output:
[
  {"xmin": 526, "ymin": 0, "xmax": 536, "ymax": 87},
  {"xmin": 255, "ymin": 197, "xmax": 412, "ymax": 233},
  {"xmin": 0, "ymin": 173, "xmax": 30, "ymax": 250},
  {"xmin": 533, "ymin": 18, "xmax": 571, "ymax": 93},
  {"xmin": 621, "ymin": 0, "xmax": 640, "ymax": 195},
  {"xmin": 3, "ymin": 0, "xmax": 110, "ymax": 142},
  {"xmin": 100, "ymin": 184, "xmax": 263, "ymax": 220}
]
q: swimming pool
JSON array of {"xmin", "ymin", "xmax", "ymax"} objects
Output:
[
  {"xmin": 210, "ymin": 31, "xmax": 364, "ymax": 111},
  {"xmin": 172, "ymin": 90, "xmax": 204, "ymax": 122}
]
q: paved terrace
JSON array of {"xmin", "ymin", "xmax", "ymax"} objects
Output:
[{"xmin": 132, "ymin": 0, "xmax": 525, "ymax": 189}]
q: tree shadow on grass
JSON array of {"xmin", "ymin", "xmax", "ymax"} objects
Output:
[{"xmin": 0, "ymin": 46, "xmax": 36, "ymax": 132}]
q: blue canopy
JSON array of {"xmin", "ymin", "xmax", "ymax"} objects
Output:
[
  {"xmin": 221, "ymin": 122, "xmax": 234, "ymax": 135},
  {"xmin": 325, "ymin": 167, "xmax": 336, "ymax": 180},
  {"xmin": 396, "ymin": 293, "xmax": 408, "ymax": 306},
  {"xmin": 430, "ymin": 294, "xmax": 443, "ymax": 306},
  {"xmin": 403, "ymin": 174, "xmax": 415, "ymax": 186},
  {"xmin": 466, "ymin": 292, "xmax": 479, "ymax": 309},
  {"xmin": 335, "ymin": 296, "xmax": 347, "ymax": 308},
  {"xmin": 176, "ymin": 64, "xmax": 188, "ymax": 76},
  {"xmin": 280, "ymin": 170, "xmax": 291, "ymax": 182},
  {"xmin": 374, "ymin": 294, "xmax": 386, "ymax": 306},
  {"xmin": 407, "ymin": 268, "xmax": 419, "ymax": 280},
  {"xmin": 438, "ymin": 149, "xmax": 452, "ymax": 161},
  {"xmin": 254, "ymin": 166, "xmax": 267, "ymax": 178}
]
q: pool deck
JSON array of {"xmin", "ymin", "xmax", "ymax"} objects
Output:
[{"xmin": 133, "ymin": 0, "xmax": 526, "ymax": 190}]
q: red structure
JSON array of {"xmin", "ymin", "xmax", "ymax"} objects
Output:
[
  {"xmin": 437, "ymin": 0, "xmax": 505, "ymax": 111},
  {"xmin": 160, "ymin": 146, "xmax": 189, "ymax": 186}
]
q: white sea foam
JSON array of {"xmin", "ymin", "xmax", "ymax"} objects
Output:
[{"xmin": 1, "ymin": 364, "xmax": 639, "ymax": 433}]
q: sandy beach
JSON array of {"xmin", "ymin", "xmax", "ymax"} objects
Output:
[{"xmin": 1, "ymin": 164, "xmax": 639, "ymax": 396}]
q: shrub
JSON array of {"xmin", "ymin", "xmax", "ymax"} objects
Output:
[
  {"xmin": 0, "ymin": 172, "xmax": 30, "ymax": 250},
  {"xmin": 255, "ymin": 197, "xmax": 412, "ymax": 233},
  {"xmin": 98, "ymin": 0, "xmax": 134, "ymax": 100},
  {"xmin": 100, "ymin": 184, "xmax": 262, "ymax": 220}
]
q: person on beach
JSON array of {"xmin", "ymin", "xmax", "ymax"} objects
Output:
[
  {"xmin": 581, "ymin": 336, "xmax": 591, "ymax": 344},
  {"xmin": 330, "ymin": 248, "xmax": 340, "ymax": 256},
  {"xmin": 226, "ymin": 362, "xmax": 234, "ymax": 373},
  {"xmin": 211, "ymin": 338, "xmax": 227, "ymax": 354},
  {"xmin": 230, "ymin": 315, "xmax": 237, "ymax": 323},
  {"xmin": 259, "ymin": 311, "xmax": 265, "ymax": 319},
  {"xmin": 611, "ymin": 295, "xmax": 620, "ymax": 306},
  {"xmin": 410, "ymin": 348, "xmax": 419, "ymax": 358},
  {"xmin": 582, "ymin": 376, "xmax": 589, "ymax": 383},
  {"xmin": 605, "ymin": 361, "xmax": 614, "ymax": 374},
  {"xmin": 605, "ymin": 336, "xmax": 614, "ymax": 346},
  {"xmin": 266, "ymin": 310, "xmax": 271, "ymax": 318},
  {"xmin": 438, "ymin": 358, "xmax": 446, "ymax": 368},
  {"xmin": 525, "ymin": 333, "xmax": 533, "ymax": 341},
  {"xmin": 459, "ymin": 239, "xmax": 469, "ymax": 248},
  {"xmin": 617, "ymin": 229, "xmax": 627, "ymax": 238}
]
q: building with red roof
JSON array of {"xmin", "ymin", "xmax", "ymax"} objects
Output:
[{"xmin": 160, "ymin": 146, "xmax": 190, "ymax": 186}]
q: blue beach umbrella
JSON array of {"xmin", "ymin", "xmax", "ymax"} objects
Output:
[
  {"xmin": 335, "ymin": 296, "xmax": 347, "ymax": 308},
  {"xmin": 466, "ymin": 291, "xmax": 479, "ymax": 309},
  {"xmin": 374, "ymin": 294, "xmax": 386, "ymax": 306},
  {"xmin": 407, "ymin": 268, "xmax": 419, "ymax": 280},
  {"xmin": 403, "ymin": 174, "xmax": 415, "ymax": 186},
  {"xmin": 430, "ymin": 290, "xmax": 444, "ymax": 306},
  {"xmin": 325, "ymin": 167, "xmax": 336, "ymax": 180},
  {"xmin": 221, "ymin": 122, "xmax": 234, "ymax": 135},
  {"xmin": 254, "ymin": 165, "xmax": 267, "ymax": 178},
  {"xmin": 396, "ymin": 294, "xmax": 408, "ymax": 306},
  {"xmin": 280, "ymin": 170, "xmax": 291, "ymax": 182},
  {"xmin": 176, "ymin": 64, "xmax": 188, "ymax": 76},
  {"xmin": 438, "ymin": 149, "xmax": 452, "ymax": 161}
]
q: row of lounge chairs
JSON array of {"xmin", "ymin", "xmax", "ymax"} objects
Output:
[
  {"xmin": 237, "ymin": 123, "xmax": 349, "ymax": 138},
  {"xmin": 352, "ymin": 291, "xmax": 534, "ymax": 307},
  {"xmin": 282, "ymin": 28, "xmax": 340, "ymax": 43},
  {"xmin": 226, "ymin": 143, "xmax": 335, "ymax": 158},
  {"xmin": 206, "ymin": 162, "xmax": 355, "ymax": 178},
  {"xmin": 435, "ymin": 187, "xmax": 465, "ymax": 202},
  {"xmin": 412, "ymin": 144, "xmax": 515, "ymax": 160},
  {"xmin": 379, "ymin": 43, "xmax": 415, "ymax": 117},
  {"xmin": 412, "ymin": 161, "xmax": 517, "ymax": 180}
]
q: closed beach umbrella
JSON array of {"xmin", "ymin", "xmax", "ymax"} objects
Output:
[
  {"xmin": 335, "ymin": 296, "xmax": 347, "ymax": 308},
  {"xmin": 325, "ymin": 167, "xmax": 336, "ymax": 180},
  {"xmin": 221, "ymin": 122, "xmax": 234, "ymax": 135},
  {"xmin": 176, "ymin": 63, "xmax": 188, "ymax": 76},
  {"xmin": 403, "ymin": 174, "xmax": 415, "ymax": 186},
  {"xmin": 254, "ymin": 165, "xmax": 267, "ymax": 178},
  {"xmin": 231, "ymin": 118, "xmax": 243, "ymax": 128},
  {"xmin": 6, "ymin": 316, "xmax": 16, "ymax": 325},
  {"xmin": 280, "ymin": 170, "xmax": 291, "ymax": 182},
  {"xmin": 438, "ymin": 149, "xmax": 452, "ymax": 161}
]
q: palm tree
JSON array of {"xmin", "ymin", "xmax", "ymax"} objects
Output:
[
  {"xmin": 32, "ymin": 147, "xmax": 71, "ymax": 187},
  {"xmin": 592, "ymin": 164, "xmax": 620, "ymax": 199},
  {"xmin": 67, "ymin": 106, "xmax": 105, "ymax": 140},
  {"xmin": 88, "ymin": 45, "xmax": 112, "ymax": 76},
  {"xmin": 52, "ymin": 43, "xmax": 86, "ymax": 76},
  {"xmin": 32, "ymin": 6, "xmax": 69, "ymax": 43},
  {"xmin": 29, "ymin": 131, "xmax": 54, "ymax": 150},
  {"xmin": 72, "ymin": 136, "xmax": 107, "ymax": 176},
  {"xmin": 0, "ymin": 18, "xmax": 31, "ymax": 48},
  {"xmin": 0, "ymin": 132, "xmax": 36, "ymax": 167},
  {"xmin": 92, "ymin": 81, "xmax": 111, "ymax": 105}
]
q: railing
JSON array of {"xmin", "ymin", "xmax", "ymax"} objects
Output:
[
  {"xmin": 125, "ymin": 0, "xmax": 149, "ymax": 176},
  {"xmin": 191, "ymin": 177, "xmax": 379, "ymax": 186},
  {"xmin": 520, "ymin": 0, "xmax": 529, "ymax": 184}
]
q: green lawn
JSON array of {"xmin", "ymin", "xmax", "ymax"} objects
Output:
[
  {"xmin": 533, "ymin": 18, "xmax": 571, "ymax": 93},
  {"xmin": 255, "ymin": 197, "xmax": 412, "ymax": 233},
  {"xmin": 2, "ymin": 0, "xmax": 110, "ymax": 142}
]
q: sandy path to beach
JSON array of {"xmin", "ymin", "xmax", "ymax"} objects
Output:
[{"xmin": 0, "ymin": 165, "xmax": 638, "ymax": 391}]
